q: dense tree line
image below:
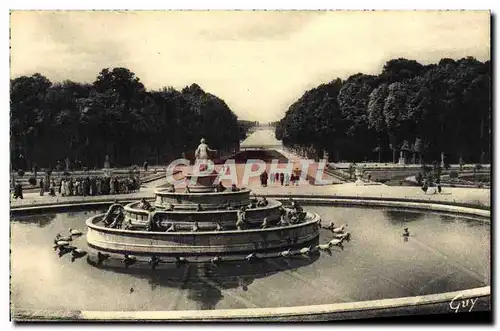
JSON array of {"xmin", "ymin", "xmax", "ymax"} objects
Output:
[
  {"xmin": 11, "ymin": 68, "xmax": 249, "ymax": 170},
  {"xmin": 275, "ymin": 57, "xmax": 491, "ymax": 164},
  {"xmin": 238, "ymin": 120, "xmax": 259, "ymax": 133}
]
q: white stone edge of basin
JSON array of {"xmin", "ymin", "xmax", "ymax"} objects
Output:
[
  {"xmin": 154, "ymin": 188, "xmax": 252, "ymax": 196},
  {"xmin": 269, "ymin": 197, "xmax": 490, "ymax": 220},
  {"xmin": 19, "ymin": 195, "xmax": 486, "ymax": 220},
  {"xmin": 13, "ymin": 286, "xmax": 490, "ymax": 321},
  {"xmin": 10, "ymin": 192, "xmax": 490, "ymax": 214}
]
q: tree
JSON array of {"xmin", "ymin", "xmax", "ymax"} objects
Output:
[
  {"xmin": 381, "ymin": 58, "xmax": 425, "ymax": 83},
  {"xmin": 10, "ymin": 68, "xmax": 243, "ymax": 168},
  {"xmin": 337, "ymin": 74, "xmax": 379, "ymax": 159},
  {"xmin": 281, "ymin": 57, "xmax": 491, "ymax": 164},
  {"xmin": 367, "ymin": 83, "xmax": 390, "ymax": 161},
  {"xmin": 383, "ymin": 82, "xmax": 408, "ymax": 163},
  {"xmin": 10, "ymin": 73, "xmax": 52, "ymax": 169},
  {"xmin": 276, "ymin": 78, "xmax": 348, "ymax": 161}
]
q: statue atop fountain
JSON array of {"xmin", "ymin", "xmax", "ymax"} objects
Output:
[
  {"xmin": 183, "ymin": 138, "xmax": 221, "ymax": 191},
  {"xmin": 195, "ymin": 138, "xmax": 217, "ymax": 166},
  {"xmin": 194, "ymin": 138, "xmax": 217, "ymax": 172}
]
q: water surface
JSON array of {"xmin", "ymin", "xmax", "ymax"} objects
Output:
[{"xmin": 10, "ymin": 206, "xmax": 490, "ymax": 312}]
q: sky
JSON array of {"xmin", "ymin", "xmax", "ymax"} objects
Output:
[{"xmin": 10, "ymin": 10, "xmax": 490, "ymax": 122}]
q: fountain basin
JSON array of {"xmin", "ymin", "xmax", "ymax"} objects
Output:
[
  {"xmin": 125, "ymin": 198, "xmax": 283, "ymax": 229},
  {"xmin": 86, "ymin": 212, "xmax": 320, "ymax": 259},
  {"xmin": 154, "ymin": 188, "xmax": 252, "ymax": 210},
  {"xmin": 183, "ymin": 172, "xmax": 220, "ymax": 193}
]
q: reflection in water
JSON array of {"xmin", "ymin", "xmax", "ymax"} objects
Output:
[
  {"xmin": 67, "ymin": 211, "xmax": 89, "ymax": 217},
  {"xmin": 464, "ymin": 219, "xmax": 490, "ymax": 228},
  {"xmin": 439, "ymin": 215, "xmax": 457, "ymax": 224},
  {"xmin": 439, "ymin": 214, "xmax": 487, "ymax": 228},
  {"xmin": 10, "ymin": 213, "xmax": 56, "ymax": 228},
  {"xmin": 87, "ymin": 254, "xmax": 320, "ymax": 310},
  {"xmin": 187, "ymin": 283, "xmax": 223, "ymax": 310},
  {"xmin": 384, "ymin": 209, "xmax": 425, "ymax": 225}
]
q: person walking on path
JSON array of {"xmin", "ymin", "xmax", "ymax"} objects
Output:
[
  {"xmin": 49, "ymin": 180, "xmax": 56, "ymax": 197},
  {"xmin": 13, "ymin": 182, "xmax": 23, "ymax": 200},
  {"xmin": 279, "ymin": 172, "xmax": 285, "ymax": 186},
  {"xmin": 64, "ymin": 179, "xmax": 70, "ymax": 197},
  {"xmin": 260, "ymin": 170, "xmax": 269, "ymax": 187},
  {"xmin": 39, "ymin": 178, "xmax": 44, "ymax": 196}
]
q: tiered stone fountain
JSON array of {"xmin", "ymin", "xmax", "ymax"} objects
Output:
[{"xmin": 86, "ymin": 139, "xmax": 320, "ymax": 265}]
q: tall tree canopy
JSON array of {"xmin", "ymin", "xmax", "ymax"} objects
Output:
[
  {"xmin": 276, "ymin": 57, "xmax": 491, "ymax": 164},
  {"xmin": 10, "ymin": 68, "xmax": 247, "ymax": 170}
]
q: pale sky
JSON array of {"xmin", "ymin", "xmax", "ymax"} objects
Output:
[{"xmin": 10, "ymin": 10, "xmax": 490, "ymax": 122}]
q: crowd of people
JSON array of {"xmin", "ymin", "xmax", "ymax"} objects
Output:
[
  {"xmin": 41, "ymin": 176, "xmax": 140, "ymax": 197},
  {"xmin": 11, "ymin": 175, "xmax": 141, "ymax": 200},
  {"xmin": 259, "ymin": 170, "xmax": 301, "ymax": 187}
]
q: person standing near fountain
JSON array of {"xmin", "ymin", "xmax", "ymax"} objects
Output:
[
  {"xmin": 39, "ymin": 178, "xmax": 44, "ymax": 196},
  {"xmin": 284, "ymin": 172, "xmax": 290, "ymax": 186},
  {"xmin": 49, "ymin": 179, "xmax": 56, "ymax": 197},
  {"xmin": 13, "ymin": 181, "xmax": 23, "ymax": 200},
  {"xmin": 260, "ymin": 170, "xmax": 269, "ymax": 187}
]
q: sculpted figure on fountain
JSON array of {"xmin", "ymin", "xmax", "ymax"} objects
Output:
[
  {"xmin": 194, "ymin": 138, "xmax": 217, "ymax": 171},
  {"xmin": 195, "ymin": 138, "xmax": 216, "ymax": 161}
]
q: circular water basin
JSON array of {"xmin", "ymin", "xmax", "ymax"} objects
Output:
[{"xmin": 10, "ymin": 204, "xmax": 490, "ymax": 317}]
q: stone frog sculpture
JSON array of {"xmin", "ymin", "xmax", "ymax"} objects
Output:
[{"xmin": 103, "ymin": 200, "xmax": 124, "ymax": 225}]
